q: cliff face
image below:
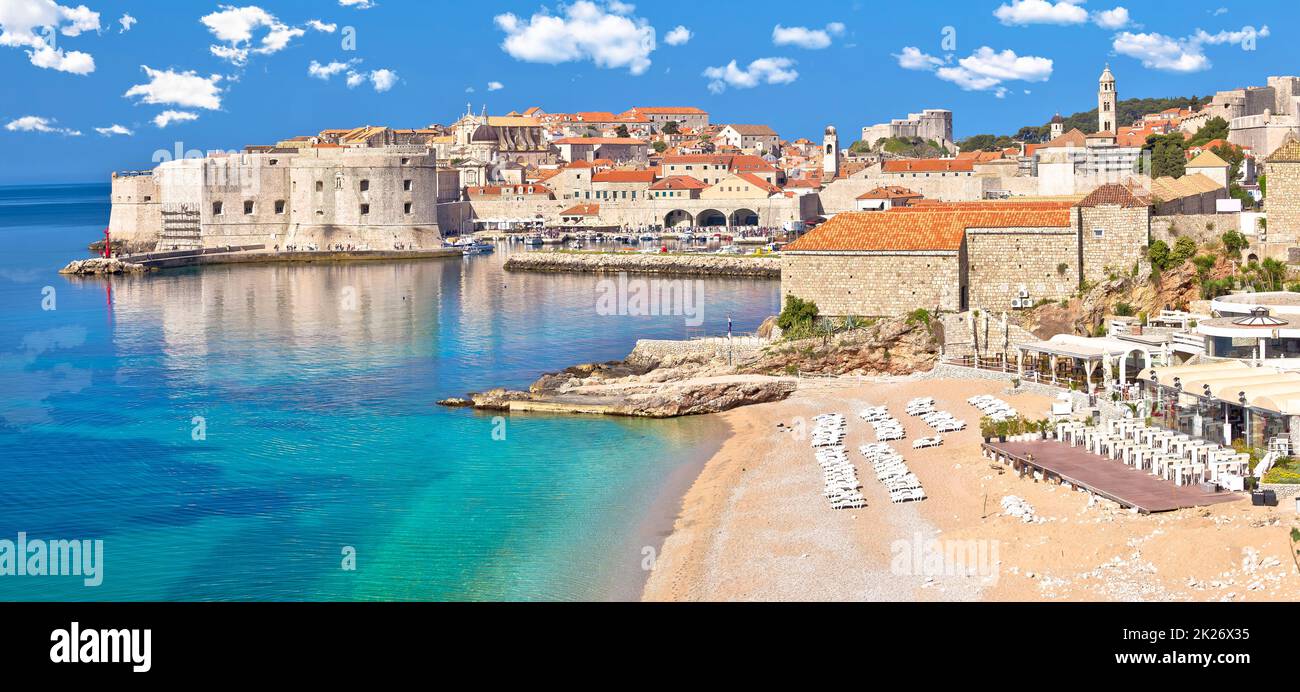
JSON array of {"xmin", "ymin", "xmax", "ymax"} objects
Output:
[
  {"xmin": 740, "ymin": 316, "xmax": 940, "ymax": 377},
  {"xmin": 1017, "ymin": 257, "xmax": 1234, "ymax": 338}
]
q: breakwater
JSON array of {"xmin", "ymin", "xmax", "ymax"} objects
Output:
[{"xmin": 504, "ymin": 252, "xmax": 780, "ymax": 278}]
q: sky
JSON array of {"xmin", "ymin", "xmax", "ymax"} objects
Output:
[{"xmin": 0, "ymin": 0, "xmax": 1292, "ymax": 184}]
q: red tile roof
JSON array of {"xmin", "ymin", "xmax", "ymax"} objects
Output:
[
  {"xmin": 856, "ymin": 186, "xmax": 922, "ymax": 200},
  {"xmin": 560, "ymin": 204, "xmax": 600, "ymax": 216},
  {"xmin": 734, "ymin": 172, "xmax": 782, "ymax": 194},
  {"xmin": 1077, "ymin": 183, "xmax": 1152, "ymax": 208},
  {"xmin": 785, "ymin": 207, "xmax": 1073, "ymax": 253},
  {"xmin": 649, "ymin": 175, "xmax": 707, "ymax": 190},
  {"xmin": 626, "ymin": 107, "xmax": 707, "ymax": 115}
]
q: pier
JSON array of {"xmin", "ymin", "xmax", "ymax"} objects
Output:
[{"xmin": 503, "ymin": 251, "xmax": 780, "ymax": 278}]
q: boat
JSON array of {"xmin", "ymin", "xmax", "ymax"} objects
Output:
[
  {"xmin": 447, "ymin": 237, "xmax": 495, "ymax": 255},
  {"xmin": 638, "ymin": 233, "xmax": 656, "ymax": 242},
  {"xmin": 524, "ymin": 234, "xmax": 543, "ymax": 246}
]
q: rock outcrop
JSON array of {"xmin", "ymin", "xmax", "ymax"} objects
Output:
[
  {"xmin": 59, "ymin": 258, "xmax": 151, "ymax": 275},
  {"xmin": 504, "ymin": 252, "xmax": 780, "ymax": 278},
  {"xmin": 740, "ymin": 315, "xmax": 940, "ymax": 377}
]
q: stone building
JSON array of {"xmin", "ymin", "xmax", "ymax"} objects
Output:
[
  {"xmin": 780, "ymin": 184, "xmax": 1151, "ymax": 316},
  {"xmin": 109, "ymin": 146, "xmax": 445, "ymax": 251},
  {"xmin": 860, "ymin": 109, "xmax": 953, "ymax": 150},
  {"xmin": 621, "ymin": 107, "xmax": 709, "ymax": 131},
  {"xmin": 717, "ymin": 124, "xmax": 779, "ymax": 156},
  {"xmin": 1264, "ymin": 134, "xmax": 1300, "ymax": 256}
]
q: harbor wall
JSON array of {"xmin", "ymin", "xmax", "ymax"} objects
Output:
[{"xmin": 503, "ymin": 251, "xmax": 781, "ymax": 277}]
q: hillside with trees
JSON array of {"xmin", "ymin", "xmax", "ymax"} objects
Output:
[{"xmin": 958, "ymin": 95, "xmax": 1213, "ymax": 150}]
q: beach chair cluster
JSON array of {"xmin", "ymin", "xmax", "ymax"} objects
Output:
[
  {"xmin": 859, "ymin": 443, "xmax": 927, "ymax": 503},
  {"xmin": 905, "ymin": 397, "xmax": 964, "ymax": 440},
  {"xmin": 968, "ymin": 395, "xmax": 1017, "ymax": 421},
  {"xmin": 811, "ymin": 414, "xmax": 866, "ymax": 509},
  {"xmin": 859, "ymin": 405, "xmax": 905, "ymax": 441}
]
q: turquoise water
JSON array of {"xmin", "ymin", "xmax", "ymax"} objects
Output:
[{"xmin": 0, "ymin": 184, "xmax": 779, "ymax": 601}]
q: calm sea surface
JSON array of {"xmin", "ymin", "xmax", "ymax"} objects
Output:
[{"xmin": 0, "ymin": 183, "xmax": 779, "ymax": 601}]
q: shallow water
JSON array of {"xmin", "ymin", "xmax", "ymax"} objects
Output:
[{"xmin": 0, "ymin": 183, "xmax": 779, "ymax": 601}]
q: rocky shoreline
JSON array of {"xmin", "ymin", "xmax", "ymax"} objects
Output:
[
  {"xmin": 504, "ymin": 251, "xmax": 780, "ymax": 278},
  {"xmin": 443, "ymin": 341, "xmax": 797, "ymax": 418},
  {"xmin": 59, "ymin": 258, "xmax": 152, "ymax": 275}
]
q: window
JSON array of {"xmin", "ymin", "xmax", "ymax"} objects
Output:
[
  {"xmin": 212, "ymin": 201, "xmax": 223, "ymax": 215},
  {"xmin": 274, "ymin": 200, "xmax": 286, "ymax": 214},
  {"xmin": 269, "ymin": 159, "xmax": 278, "ymax": 166},
  {"xmin": 1093, "ymin": 228, "xmax": 1105, "ymax": 238},
  {"xmin": 244, "ymin": 201, "xmax": 254, "ymax": 215},
  {"xmin": 143, "ymin": 196, "xmax": 152, "ymax": 202},
  {"xmin": 316, "ymin": 181, "xmax": 324, "ymax": 192},
  {"xmin": 359, "ymin": 179, "xmax": 370, "ymax": 192},
  {"xmin": 360, "ymin": 204, "xmax": 370, "ymax": 215},
  {"xmin": 401, "ymin": 158, "xmax": 410, "ymax": 165},
  {"xmin": 403, "ymin": 179, "xmax": 412, "ymax": 191},
  {"xmin": 404, "ymin": 202, "xmax": 413, "ymax": 214}
]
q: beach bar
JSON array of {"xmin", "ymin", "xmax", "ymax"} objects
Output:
[{"xmin": 1136, "ymin": 361, "xmax": 1300, "ymax": 452}]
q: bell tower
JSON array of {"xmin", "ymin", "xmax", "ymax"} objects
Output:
[
  {"xmin": 823, "ymin": 125, "xmax": 839, "ymax": 178},
  {"xmin": 1098, "ymin": 64, "xmax": 1117, "ymax": 133}
]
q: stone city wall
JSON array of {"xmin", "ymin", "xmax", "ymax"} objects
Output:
[
  {"xmin": 781, "ymin": 251, "xmax": 963, "ymax": 317},
  {"xmin": 966, "ymin": 227, "xmax": 1077, "ymax": 313}
]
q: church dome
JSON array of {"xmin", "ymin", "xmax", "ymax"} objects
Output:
[
  {"xmin": 1050, "ymin": 113, "xmax": 1064, "ymax": 124},
  {"xmin": 1100, "ymin": 64, "xmax": 1115, "ymax": 82},
  {"xmin": 825, "ymin": 125, "xmax": 837, "ymax": 135}
]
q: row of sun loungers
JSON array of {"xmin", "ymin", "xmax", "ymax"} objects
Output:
[
  {"xmin": 810, "ymin": 414, "xmax": 866, "ymax": 509},
  {"xmin": 860, "ymin": 406, "xmax": 905, "ymax": 441},
  {"xmin": 859, "ymin": 442, "xmax": 927, "ymax": 503},
  {"xmin": 906, "ymin": 397, "xmax": 964, "ymax": 436},
  {"xmin": 968, "ymin": 394, "xmax": 1017, "ymax": 421}
]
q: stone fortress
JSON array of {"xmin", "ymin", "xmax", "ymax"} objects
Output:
[{"xmin": 861, "ymin": 109, "xmax": 954, "ymax": 151}]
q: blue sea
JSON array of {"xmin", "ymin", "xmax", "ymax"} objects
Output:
[{"xmin": 0, "ymin": 183, "xmax": 780, "ymax": 601}]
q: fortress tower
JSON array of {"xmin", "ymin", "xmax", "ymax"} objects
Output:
[{"xmin": 1099, "ymin": 64, "xmax": 1117, "ymax": 133}]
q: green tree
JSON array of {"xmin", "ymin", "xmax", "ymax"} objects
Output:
[
  {"xmin": 615, "ymin": 124, "xmax": 630, "ymax": 138},
  {"xmin": 1148, "ymin": 240, "xmax": 1171, "ymax": 272},
  {"xmin": 776, "ymin": 296, "xmax": 820, "ymax": 338},
  {"xmin": 1188, "ymin": 116, "xmax": 1230, "ymax": 146},
  {"xmin": 661, "ymin": 121, "xmax": 679, "ymax": 135},
  {"xmin": 1171, "ymin": 236, "xmax": 1197, "ymax": 265},
  {"xmin": 652, "ymin": 141, "xmax": 667, "ymax": 154},
  {"xmin": 1221, "ymin": 230, "xmax": 1248, "ymax": 258}
]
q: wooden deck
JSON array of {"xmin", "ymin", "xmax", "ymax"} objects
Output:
[{"xmin": 983, "ymin": 440, "xmax": 1241, "ymax": 514}]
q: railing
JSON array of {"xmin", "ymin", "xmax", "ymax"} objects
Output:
[{"xmin": 1171, "ymin": 332, "xmax": 1205, "ymax": 353}]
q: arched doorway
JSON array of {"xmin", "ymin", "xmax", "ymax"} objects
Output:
[
  {"xmin": 664, "ymin": 209, "xmax": 694, "ymax": 228},
  {"xmin": 730, "ymin": 208, "xmax": 759, "ymax": 226},
  {"xmin": 697, "ymin": 209, "xmax": 727, "ymax": 227}
]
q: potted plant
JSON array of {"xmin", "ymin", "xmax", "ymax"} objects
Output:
[
  {"xmin": 980, "ymin": 416, "xmax": 995, "ymax": 443},
  {"xmin": 996, "ymin": 420, "xmax": 1009, "ymax": 442}
]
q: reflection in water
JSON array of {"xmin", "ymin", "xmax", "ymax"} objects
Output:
[{"xmin": 1, "ymin": 188, "xmax": 780, "ymax": 601}]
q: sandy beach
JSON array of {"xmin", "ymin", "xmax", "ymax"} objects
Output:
[{"xmin": 643, "ymin": 375, "xmax": 1300, "ymax": 602}]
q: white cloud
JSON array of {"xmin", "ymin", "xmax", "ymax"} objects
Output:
[
  {"xmin": 339, "ymin": 0, "xmax": 375, "ymax": 7},
  {"xmin": 1092, "ymin": 7, "xmax": 1130, "ymax": 29},
  {"xmin": 94, "ymin": 123, "xmax": 132, "ymax": 136},
  {"xmin": 124, "ymin": 66, "xmax": 224, "ymax": 110},
  {"xmin": 894, "ymin": 46, "xmax": 945, "ymax": 71},
  {"xmin": 369, "ymin": 68, "xmax": 397, "ymax": 92},
  {"xmin": 994, "ymin": 0, "xmax": 1088, "ymax": 26},
  {"xmin": 937, "ymin": 47, "xmax": 1053, "ymax": 91},
  {"xmin": 118, "ymin": 13, "xmax": 135, "ymax": 33},
  {"xmin": 308, "ymin": 59, "xmax": 356, "ymax": 79},
  {"xmin": 0, "ymin": 0, "xmax": 100, "ymax": 74},
  {"xmin": 5, "ymin": 115, "xmax": 80, "ymax": 135},
  {"xmin": 27, "ymin": 41, "xmax": 93, "ymax": 74},
  {"xmin": 487, "ymin": 80, "xmax": 504, "ymax": 91},
  {"xmin": 703, "ymin": 57, "xmax": 797, "ymax": 94},
  {"xmin": 1112, "ymin": 25, "xmax": 1268, "ymax": 73},
  {"xmin": 307, "ymin": 19, "xmax": 336, "ymax": 33},
  {"xmin": 1212, "ymin": 7, "xmax": 1228, "ymax": 16},
  {"xmin": 343, "ymin": 68, "xmax": 397, "ymax": 92},
  {"xmin": 771, "ymin": 22, "xmax": 845, "ymax": 50},
  {"xmin": 899, "ymin": 45, "xmax": 1051, "ymax": 92},
  {"xmin": 200, "ymin": 5, "xmax": 308, "ymax": 66},
  {"xmin": 494, "ymin": 1, "xmax": 656, "ymax": 75},
  {"xmin": 464, "ymin": 86, "xmax": 475, "ymax": 93},
  {"xmin": 664, "ymin": 25, "xmax": 691, "ymax": 46},
  {"xmin": 153, "ymin": 110, "xmax": 199, "ymax": 128}
]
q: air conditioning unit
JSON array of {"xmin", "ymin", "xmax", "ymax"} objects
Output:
[
  {"xmin": 1018, "ymin": 288, "xmax": 1030, "ymax": 299},
  {"xmin": 1010, "ymin": 298, "xmax": 1023, "ymax": 309}
]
